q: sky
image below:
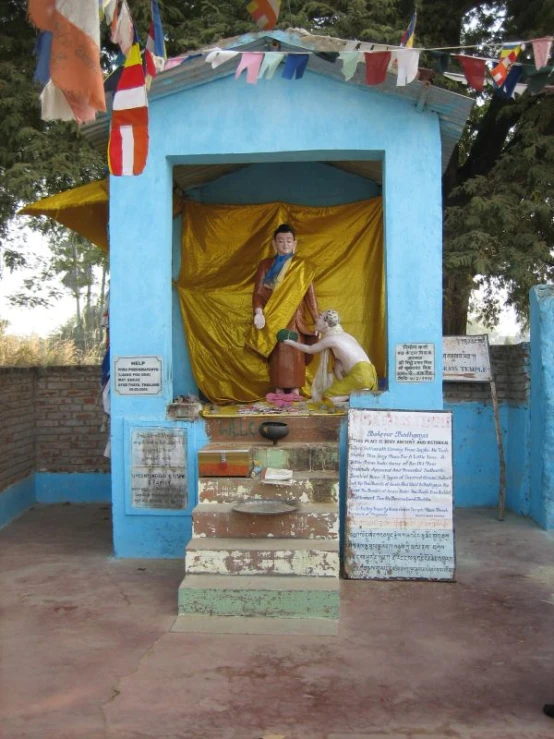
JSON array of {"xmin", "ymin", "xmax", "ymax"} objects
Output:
[{"xmin": 1, "ymin": 225, "xmax": 84, "ymax": 336}]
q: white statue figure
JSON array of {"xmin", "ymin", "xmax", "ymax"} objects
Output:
[{"xmin": 283, "ymin": 309, "xmax": 378, "ymax": 403}]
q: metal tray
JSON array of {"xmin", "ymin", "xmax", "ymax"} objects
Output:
[{"xmin": 232, "ymin": 499, "xmax": 298, "ymax": 515}]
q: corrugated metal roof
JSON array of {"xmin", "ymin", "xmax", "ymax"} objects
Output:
[{"xmin": 84, "ymin": 29, "xmax": 474, "ymax": 180}]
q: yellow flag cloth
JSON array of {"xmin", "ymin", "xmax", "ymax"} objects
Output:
[
  {"xmin": 245, "ymin": 256, "xmax": 317, "ymax": 358},
  {"xmin": 176, "ymin": 198, "xmax": 385, "ymax": 404}
]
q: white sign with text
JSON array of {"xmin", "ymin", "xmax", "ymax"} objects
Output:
[
  {"xmin": 114, "ymin": 356, "xmax": 162, "ymax": 395},
  {"xmin": 346, "ymin": 409, "xmax": 455, "ymax": 581},
  {"xmin": 443, "ymin": 335, "xmax": 492, "ymax": 382},
  {"xmin": 395, "ymin": 343, "xmax": 435, "ymax": 383}
]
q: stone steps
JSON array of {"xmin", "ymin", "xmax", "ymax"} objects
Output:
[
  {"xmin": 185, "ymin": 538, "xmax": 339, "ymax": 577},
  {"xmin": 192, "ymin": 502, "xmax": 339, "ymax": 540},
  {"xmin": 198, "ymin": 471, "xmax": 339, "ymax": 505},
  {"xmin": 178, "ymin": 574, "xmax": 340, "ymax": 619}
]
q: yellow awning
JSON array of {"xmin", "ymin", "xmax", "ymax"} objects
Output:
[{"xmin": 18, "ymin": 179, "xmax": 109, "ymax": 252}]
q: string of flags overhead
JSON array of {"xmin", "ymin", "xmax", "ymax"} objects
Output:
[
  {"xmin": 202, "ymin": 37, "xmax": 553, "ymax": 97},
  {"xmin": 27, "ymin": 1, "xmax": 553, "ymax": 180}
]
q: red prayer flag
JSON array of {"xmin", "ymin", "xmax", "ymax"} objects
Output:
[
  {"xmin": 456, "ymin": 55, "xmax": 486, "ymax": 92},
  {"xmin": 108, "ymin": 42, "xmax": 149, "ymax": 176},
  {"xmin": 364, "ymin": 52, "xmax": 391, "ymax": 85}
]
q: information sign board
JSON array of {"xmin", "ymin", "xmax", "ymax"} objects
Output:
[
  {"xmin": 443, "ymin": 336, "xmax": 492, "ymax": 382},
  {"xmin": 114, "ymin": 356, "xmax": 162, "ymax": 395},
  {"xmin": 395, "ymin": 343, "xmax": 435, "ymax": 383},
  {"xmin": 130, "ymin": 428, "xmax": 187, "ymax": 509},
  {"xmin": 345, "ymin": 409, "xmax": 455, "ymax": 581}
]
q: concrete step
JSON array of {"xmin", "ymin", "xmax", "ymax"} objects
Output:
[
  {"xmin": 192, "ymin": 502, "xmax": 339, "ymax": 540},
  {"xmin": 198, "ymin": 471, "xmax": 339, "ymax": 505},
  {"xmin": 185, "ymin": 538, "xmax": 340, "ymax": 577},
  {"xmin": 205, "ymin": 413, "xmax": 343, "ymax": 444},
  {"xmin": 171, "ymin": 614, "xmax": 338, "ymax": 636},
  {"xmin": 178, "ymin": 574, "xmax": 340, "ymax": 619},
  {"xmin": 197, "ymin": 442, "xmax": 339, "ymax": 473}
]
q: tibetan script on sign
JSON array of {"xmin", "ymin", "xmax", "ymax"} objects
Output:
[
  {"xmin": 345, "ymin": 409, "xmax": 455, "ymax": 581},
  {"xmin": 130, "ymin": 428, "xmax": 187, "ymax": 509},
  {"xmin": 443, "ymin": 335, "xmax": 492, "ymax": 382}
]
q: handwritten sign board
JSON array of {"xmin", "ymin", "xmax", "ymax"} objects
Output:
[
  {"xmin": 395, "ymin": 343, "xmax": 435, "ymax": 383},
  {"xmin": 443, "ymin": 335, "xmax": 492, "ymax": 382},
  {"xmin": 345, "ymin": 409, "xmax": 454, "ymax": 581},
  {"xmin": 130, "ymin": 428, "xmax": 187, "ymax": 509},
  {"xmin": 114, "ymin": 356, "xmax": 162, "ymax": 395}
]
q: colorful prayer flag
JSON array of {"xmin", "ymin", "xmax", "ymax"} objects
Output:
[
  {"xmin": 28, "ymin": 0, "xmax": 105, "ymax": 123},
  {"xmin": 108, "ymin": 40, "xmax": 149, "ymax": 176},
  {"xmin": 258, "ymin": 52, "xmax": 285, "ymax": 79},
  {"xmin": 456, "ymin": 55, "xmax": 486, "ymax": 92},
  {"xmin": 205, "ymin": 48, "xmax": 240, "ymax": 69},
  {"xmin": 531, "ymin": 37, "xmax": 553, "ymax": 70},
  {"xmin": 110, "ymin": 0, "xmax": 134, "ymax": 57},
  {"xmin": 145, "ymin": 0, "xmax": 167, "ymax": 86},
  {"xmin": 245, "ymin": 0, "xmax": 281, "ymax": 31},
  {"xmin": 364, "ymin": 52, "xmax": 391, "ymax": 85},
  {"xmin": 235, "ymin": 53, "xmax": 263, "ymax": 84},
  {"xmin": 339, "ymin": 51, "xmax": 363, "ymax": 81},
  {"xmin": 400, "ymin": 12, "xmax": 417, "ymax": 48},
  {"xmin": 394, "ymin": 49, "xmax": 420, "ymax": 86},
  {"xmin": 33, "ymin": 31, "xmax": 52, "ymax": 86},
  {"xmin": 282, "ymin": 54, "xmax": 309, "ymax": 80},
  {"xmin": 490, "ymin": 44, "xmax": 522, "ymax": 87}
]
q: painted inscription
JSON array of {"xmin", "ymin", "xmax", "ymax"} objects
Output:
[
  {"xmin": 395, "ymin": 343, "xmax": 435, "ymax": 383},
  {"xmin": 346, "ymin": 409, "xmax": 454, "ymax": 580},
  {"xmin": 114, "ymin": 356, "xmax": 162, "ymax": 395},
  {"xmin": 130, "ymin": 428, "xmax": 187, "ymax": 509},
  {"xmin": 443, "ymin": 335, "xmax": 492, "ymax": 382}
]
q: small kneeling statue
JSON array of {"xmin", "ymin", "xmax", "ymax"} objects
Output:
[{"xmin": 283, "ymin": 309, "xmax": 378, "ymax": 403}]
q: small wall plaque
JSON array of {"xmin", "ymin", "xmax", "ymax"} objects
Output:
[{"xmin": 114, "ymin": 356, "xmax": 162, "ymax": 395}]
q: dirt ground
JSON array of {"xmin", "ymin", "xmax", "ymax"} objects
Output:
[{"xmin": 1, "ymin": 504, "xmax": 554, "ymax": 739}]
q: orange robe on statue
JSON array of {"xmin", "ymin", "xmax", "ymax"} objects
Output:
[{"xmin": 252, "ymin": 257, "xmax": 319, "ymax": 389}]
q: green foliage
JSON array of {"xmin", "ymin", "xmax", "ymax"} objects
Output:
[
  {"xmin": 2, "ymin": 0, "xmax": 553, "ymax": 333},
  {"xmin": 0, "ymin": 0, "xmax": 104, "ymax": 267}
]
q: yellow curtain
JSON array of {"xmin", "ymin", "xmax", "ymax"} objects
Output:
[
  {"xmin": 18, "ymin": 179, "xmax": 110, "ymax": 252},
  {"xmin": 176, "ymin": 198, "xmax": 385, "ymax": 404}
]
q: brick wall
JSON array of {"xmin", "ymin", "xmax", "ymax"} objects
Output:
[
  {"xmin": 0, "ymin": 369, "xmax": 36, "ymax": 490},
  {"xmin": 0, "ymin": 344, "xmax": 531, "ymax": 492},
  {"xmin": 443, "ymin": 343, "xmax": 530, "ymax": 404},
  {"xmin": 35, "ymin": 367, "xmax": 110, "ymax": 473},
  {"xmin": 0, "ymin": 366, "xmax": 109, "ymax": 491}
]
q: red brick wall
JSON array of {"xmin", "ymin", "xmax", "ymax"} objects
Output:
[
  {"xmin": 0, "ymin": 366, "xmax": 110, "ymax": 491},
  {"xmin": 35, "ymin": 367, "xmax": 110, "ymax": 473},
  {"xmin": 0, "ymin": 369, "xmax": 36, "ymax": 490}
]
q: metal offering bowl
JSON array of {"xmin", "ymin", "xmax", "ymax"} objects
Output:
[
  {"xmin": 259, "ymin": 421, "xmax": 289, "ymax": 446},
  {"xmin": 232, "ymin": 499, "xmax": 298, "ymax": 515}
]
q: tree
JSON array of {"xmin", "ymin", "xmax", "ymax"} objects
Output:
[
  {"xmin": 8, "ymin": 227, "xmax": 109, "ymax": 352},
  {"xmin": 2, "ymin": 1, "xmax": 553, "ymax": 332},
  {"xmin": 0, "ymin": 0, "xmax": 104, "ymax": 272}
]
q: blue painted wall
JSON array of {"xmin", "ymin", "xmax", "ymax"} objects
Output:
[
  {"xmin": 109, "ymin": 69, "xmax": 444, "ymax": 557},
  {"xmin": 445, "ymin": 400, "xmax": 530, "ymax": 513},
  {"xmin": 185, "ymin": 161, "xmax": 381, "ymax": 204},
  {"xmin": 0, "ymin": 476, "xmax": 35, "ymax": 529},
  {"xmin": 530, "ymin": 286, "xmax": 554, "ymax": 529},
  {"xmin": 0, "ymin": 473, "xmax": 111, "ymax": 530}
]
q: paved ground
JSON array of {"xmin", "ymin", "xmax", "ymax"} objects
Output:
[{"xmin": 1, "ymin": 504, "xmax": 554, "ymax": 739}]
